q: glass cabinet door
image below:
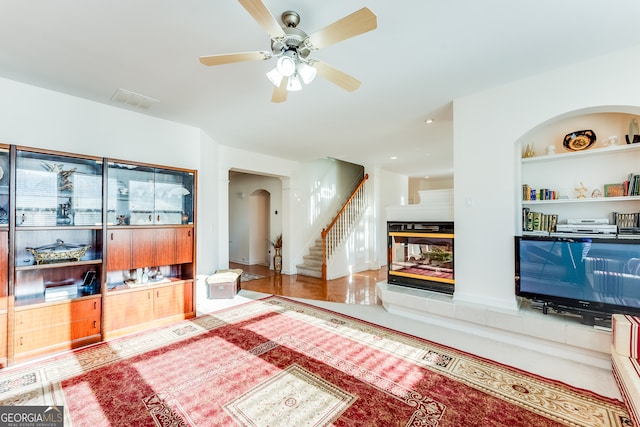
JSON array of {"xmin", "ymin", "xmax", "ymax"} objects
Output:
[
  {"xmin": 16, "ymin": 150, "xmax": 103, "ymax": 227},
  {"xmin": 108, "ymin": 162, "xmax": 194, "ymax": 225},
  {"xmin": 154, "ymin": 169, "xmax": 194, "ymax": 224},
  {"xmin": 14, "ymin": 150, "xmax": 103, "ymax": 306},
  {"xmin": 107, "ymin": 162, "xmax": 154, "ymax": 225}
]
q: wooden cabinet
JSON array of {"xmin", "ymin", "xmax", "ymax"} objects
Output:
[
  {"xmin": 104, "ymin": 281, "xmax": 192, "ymax": 339},
  {"xmin": 13, "ymin": 297, "xmax": 101, "ymax": 362},
  {"xmin": 106, "ymin": 226, "xmax": 194, "ymax": 271},
  {"xmin": 0, "ymin": 146, "xmax": 196, "ymax": 368}
]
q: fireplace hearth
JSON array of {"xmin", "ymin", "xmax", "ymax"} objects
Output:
[{"xmin": 387, "ymin": 221, "xmax": 454, "ymax": 294}]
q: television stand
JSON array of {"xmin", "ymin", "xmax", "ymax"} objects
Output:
[{"xmin": 538, "ymin": 301, "xmax": 611, "ymax": 328}]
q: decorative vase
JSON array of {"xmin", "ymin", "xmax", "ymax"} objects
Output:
[{"xmin": 274, "ymin": 248, "xmax": 282, "ymax": 274}]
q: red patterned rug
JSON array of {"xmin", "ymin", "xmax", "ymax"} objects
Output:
[{"xmin": 0, "ymin": 296, "xmax": 630, "ymax": 426}]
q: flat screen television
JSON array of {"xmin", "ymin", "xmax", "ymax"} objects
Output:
[{"xmin": 515, "ymin": 235, "xmax": 640, "ymax": 324}]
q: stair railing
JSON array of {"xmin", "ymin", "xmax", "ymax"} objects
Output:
[{"xmin": 321, "ymin": 173, "xmax": 369, "ymax": 280}]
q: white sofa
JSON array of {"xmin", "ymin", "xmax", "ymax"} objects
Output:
[{"xmin": 611, "ymin": 313, "xmax": 640, "ymax": 425}]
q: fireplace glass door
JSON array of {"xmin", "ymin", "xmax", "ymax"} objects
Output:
[{"xmin": 388, "ymin": 222, "xmax": 454, "ymax": 294}]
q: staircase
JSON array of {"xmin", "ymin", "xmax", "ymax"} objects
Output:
[
  {"xmin": 296, "ymin": 239, "xmax": 324, "ymax": 278},
  {"xmin": 296, "ymin": 174, "xmax": 368, "ymax": 280}
]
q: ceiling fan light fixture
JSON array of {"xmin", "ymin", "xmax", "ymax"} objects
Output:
[
  {"xmin": 287, "ymin": 74, "xmax": 302, "ymax": 91},
  {"xmin": 266, "ymin": 68, "xmax": 284, "ymax": 87},
  {"xmin": 276, "ymin": 52, "xmax": 296, "ymax": 77},
  {"xmin": 298, "ymin": 62, "xmax": 317, "ymax": 84}
]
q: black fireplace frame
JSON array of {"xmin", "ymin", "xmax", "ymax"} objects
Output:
[{"xmin": 387, "ymin": 221, "xmax": 455, "ymax": 295}]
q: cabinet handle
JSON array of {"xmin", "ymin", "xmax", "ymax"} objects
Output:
[
  {"xmin": 94, "ymin": 301, "xmax": 97, "ymax": 310},
  {"xmin": 157, "ymin": 215, "xmax": 160, "ymax": 222},
  {"xmin": 188, "ymin": 230, "xmax": 191, "ymax": 237},
  {"xmin": 111, "ymin": 232, "xmax": 114, "ymax": 240},
  {"xmin": 21, "ymin": 213, "xmax": 26, "ymax": 224},
  {"xmin": 148, "ymin": 292, "xmax": 151, "ymax": 299},
  {"xmin": 149, "ymin": 214, "xmax": 152, "ymax": 222},
  {"xmin": 93, "ymin": 320, "xmax": 97, "ymax": 329},
  {"xmin": 19, "ymin": 337, "xmax": 23, "ymax": 346},
  {"xmin": 156, "ymin": 291, "xmax": 159, "ymax": 298}
]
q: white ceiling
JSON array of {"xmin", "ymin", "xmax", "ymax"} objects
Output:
[{"xmin": 1, "ymin": 1, "xmax": 640, "ymax": 179}]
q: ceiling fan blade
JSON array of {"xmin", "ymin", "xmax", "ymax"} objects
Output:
[
  {"xmin": 307, "ymin": 8, "xmax": 377, "ymax": 50},
  {"xmin": 314, "ymin": 62, "xmax": 361, "ymax": 92},
  {"xmin": 271, "ymin": 77, "xmax": 289, "ymax": 103},
  {"xmin": 199, "ymin": 51, "xmax": 268, "ymax": 66},
  {"xmin": 237, "ymin": 0, "xmax": 286, "ymax": 39}
]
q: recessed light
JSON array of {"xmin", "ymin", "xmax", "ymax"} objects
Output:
[
  {"xmin": 390, "ymin": 156, "xmax": 397, "ymax": 160},
  {"xmin": 424, "ymin": 176, "xmax": 430, "ymax": 179},
  {"xmin": 424, "ymin": 118, "xmax": 434, "ymax": 124}
]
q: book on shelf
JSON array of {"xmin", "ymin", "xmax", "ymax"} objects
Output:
[
  {"xmin": 628, "ymin": 173, "xmax": 640, "ymax": 196},
  {"xmin": 522, "ymin": 208, "xmax": 557, "ymax": 232},
  {"xmin": 521, "ymin": 185, "xmax": 557, "ymax": 201},
  {"xmin": 604, "ymin": 183, "xmax": 625, "ymax": 197},
  {"xmin": 613, "ymin": 212, "xmax": 640, "ymax": 228}
]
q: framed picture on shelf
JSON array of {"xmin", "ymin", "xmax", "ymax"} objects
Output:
[{"xmin": 604, "ymin": 183, "xmax": 625, "ymax": 197}]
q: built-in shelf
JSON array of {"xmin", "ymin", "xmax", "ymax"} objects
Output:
[
  {"xmin": 522, "ymin": 142, "xmax": 640, "ymax": 164},
  {"xmin": 522, "ymin": 196, "xmax": 640, "ymax": 205}
]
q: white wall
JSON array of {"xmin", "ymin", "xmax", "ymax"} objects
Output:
[
  {"xmin": 453, "ymin": 44, "xmax": 640, "ymax": 310},
  {"xmin": 374, "ymin": 167, "xmax": 409, "ymax": 268}
]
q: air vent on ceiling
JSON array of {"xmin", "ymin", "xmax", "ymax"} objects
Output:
[{"xmin": 111, "ymin": 88, "xmax": 159, "ymax": 110}]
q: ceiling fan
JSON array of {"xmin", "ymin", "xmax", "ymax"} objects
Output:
[{"xmin": 199, "ymin": 0, "xmax": 377, "ymax": 103}]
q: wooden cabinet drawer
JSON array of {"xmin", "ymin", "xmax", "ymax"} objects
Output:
[
  {"xmin": 15, "ymin": 315, "xmax": 100, "ymax": 354},
  {"xmin": 15, "ymin": 298, "xmax": 101, "ymax": 331}
]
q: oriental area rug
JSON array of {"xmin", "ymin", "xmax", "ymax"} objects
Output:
[{"xmin": 0, "ymin": 296, "xmax": 630, "ymax": 426}]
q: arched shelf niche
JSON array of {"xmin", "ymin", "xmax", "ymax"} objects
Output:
[{"xmin": 514, "ymin": 106, "xmax": 640, "ymax": 234}]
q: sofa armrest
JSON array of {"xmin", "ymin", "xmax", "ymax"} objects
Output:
[{"xmin": 612, "ymin": 314, "xmax": 640, "ymax": 358}]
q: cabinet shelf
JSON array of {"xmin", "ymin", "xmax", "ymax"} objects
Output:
[
  {"xmin": 16, "ymin": 259, "xmax": 102, "ymax": 271},
  {"xmin": 14, "ymin": 293, "xmax": 101, "ymax": 309},
  {"xmin": 16, "ymin": 225, "xmax": 103, "ymax": 231},
  {"xmin": 106, "ymin": 277, "xmax": 189, "ymax": 294}
]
